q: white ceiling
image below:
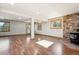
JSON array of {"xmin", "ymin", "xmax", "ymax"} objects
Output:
[{"xmin": 0, "ymin": 3, "xmax": 79, "ymax": 22}]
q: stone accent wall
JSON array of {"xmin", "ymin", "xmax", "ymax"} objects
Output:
[{"xmin": 63, "ymin": 13, "xmax": 79, "ymax": 39}]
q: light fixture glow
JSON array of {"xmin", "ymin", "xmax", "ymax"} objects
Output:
[{"xmin": 9, "ymin": 2, "xmax": 15, "ymax": 5}]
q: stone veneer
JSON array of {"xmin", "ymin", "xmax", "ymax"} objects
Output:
[
  {"xmin": 63, "ymin": 13, "xmax": 79, "ymax": 39},
  {"xmin": 49, "ymin": 13, "xmax": 79, "ymax": 39}
]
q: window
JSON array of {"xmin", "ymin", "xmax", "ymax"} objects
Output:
[
  {"xmin": 37, "ymin": 23, "xmax": 42, "ymax": 31},
  {"xmin": 0, "ymin": 22, "xmax": 10, "ymax": 32}
]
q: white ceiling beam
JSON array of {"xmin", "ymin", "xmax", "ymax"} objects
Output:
[{"xmin": 0, "ymin": 8, "xmax": 28, "ymax": 18}]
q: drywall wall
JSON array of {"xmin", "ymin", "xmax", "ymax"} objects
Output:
[
  {"xmin": 36, "ymin": 22, "xmax": 63, "ymax": 38},
  {"xmin": 0, "ymin": 21, "xmax": 26, "ymax": 36}
]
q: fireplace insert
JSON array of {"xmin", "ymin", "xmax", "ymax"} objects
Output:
[{"xmin": 70, "ymin": 32, "xmax": 79, "ymax": 45}]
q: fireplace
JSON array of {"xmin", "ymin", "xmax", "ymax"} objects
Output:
[
  {"xmin": 77, "ymin": 29, "xmax": 79, "ymax": 32},
  {"xmin": 70, "ymin": 29, "xmax": 79, "ymax": 45}
]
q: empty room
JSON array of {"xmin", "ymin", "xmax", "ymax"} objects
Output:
[{"xmin": 0, "ymin": 3, "xmax": 79, "ymax": 55}]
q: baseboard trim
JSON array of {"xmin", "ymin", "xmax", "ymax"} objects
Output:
[
  {"xmin": 0, "ymin": 34, "xmax": 27, "ymax": 37},
  {"xmin": 0, "ymin": 33, "xmax": 63, "ymax": 39},
  {"xmin": 36, "ymin": 33, "xmax": 63, "ymax": 39}
]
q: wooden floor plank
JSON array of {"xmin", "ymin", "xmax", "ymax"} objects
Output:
[{"xmin": 0, "ymin": 34, "xmax": 79, "ymax": 55}]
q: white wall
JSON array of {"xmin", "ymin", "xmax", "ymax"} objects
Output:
[
  {"xmin": 36, "ymin": 22, "xmax": 63, "ymax": 38},
  {"xmin": 0, "ymin": 21, "xmax": 26, "ymax": 36},
  {"xmin": 0, "ymin": 20, "xmax": 63, "ymax": 38}
]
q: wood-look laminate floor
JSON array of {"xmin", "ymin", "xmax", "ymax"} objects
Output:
[{"xmin": 0, "ymin": 34, "xmax": 79, "ymax": 55}]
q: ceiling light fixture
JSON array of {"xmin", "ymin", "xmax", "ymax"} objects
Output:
[{"xmin": 9, "ymin": 2, "xmax": 15, "ymax": 5}]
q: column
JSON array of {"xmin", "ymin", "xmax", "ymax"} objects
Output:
[{"xmin": 31, "ymin": 18, "xmax": 34, "ymax": 39}]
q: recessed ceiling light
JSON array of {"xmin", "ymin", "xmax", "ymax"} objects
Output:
[{"xmin": 9, "ymin": 2, "xmax": 15, "ymax": 5}]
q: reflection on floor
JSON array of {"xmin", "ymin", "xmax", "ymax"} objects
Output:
[
  {"xmin": 0, "ymin": 37, "xmax": 10, "ymax": 55},
  {"xmin": 0, "ymin": 34, "xmax": 79, "ymax": 55}
]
